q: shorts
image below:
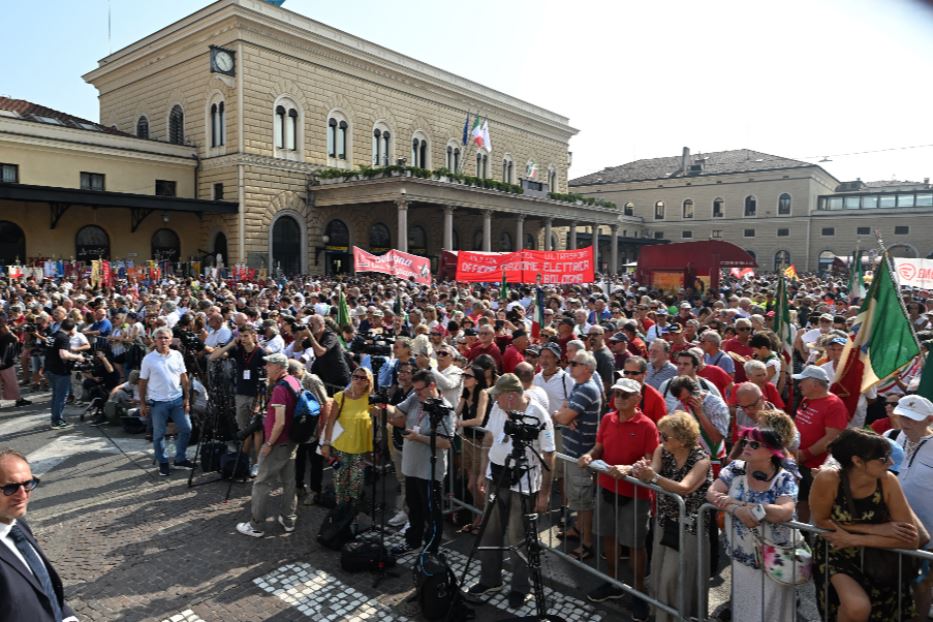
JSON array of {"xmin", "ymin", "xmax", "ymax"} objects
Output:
[
  {"xmin": 460, "ymin": 433, "xmax": 485, "ymax": 479},
  {"xmin": 596, "ymin": 488, "xmax": 649, "ymax": 548},
  {"xmin": 235, "ymin": 394, "xmax": 257, "ymax": 432},
  {"xmin": 30, "ymin": 354, "xmax": 44, "ymax": 374},
  {"xmin": 564, "ymin": 462, "xmax": 595, "ymax": 511}
]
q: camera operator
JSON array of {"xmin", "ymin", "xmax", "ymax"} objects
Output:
[
  {"xmin": 381, "ymin": 369, "xmax": 455, "ymax": 555},
  {"xmin": 0, "ymin": 319, "xmax": 30, "ymax": 407},
  {"xmin": 468, "ymin": 373, "xmax": 556, "ymax": 609},
  {"xmin": 44, "ymin": 319, "xmax": 85, "ymax": 429},
  {"xmin": 209, "ymin": 325, "xmax": 267, "ymax": 474},
  {"xmin": 80, "ymin": 346, "xmax": 121, "ymax": 423}
]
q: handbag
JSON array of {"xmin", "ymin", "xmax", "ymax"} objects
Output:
[
  {"xmin": 659, "ymin": 519, "xmax": 680, "ymax": 551},
  {"xmin": 752, "ymin": 527, "xmax": 812, "ymax": 586},
  {"xmin": 841, "ymin": 471, "xmax": 921, "ymax": 589}
]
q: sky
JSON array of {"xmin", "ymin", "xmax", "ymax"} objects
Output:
[{"xmin": 4, "ymin": 0, "xmax": 933, "ymax": 184}]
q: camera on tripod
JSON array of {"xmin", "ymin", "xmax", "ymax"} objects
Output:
[
  {"xmin": 422, "ymin": 397, "xmax": 454, "ymax": 427},
  {"xmin": 238, "ymin": 413, "xmax": 264, "ymax": 441},
  {"xmin": 503, "ymin": 410, "xmax": 545, "ymax": 444},
  {"xmin": 175, "ymin": 329, "xmax": 204, "ymax": 352},
  {"xmin": 350, "ymin": 331, "xmax": 395, "ymax": 357},
  {"xmin": 368, "ymin": 389, "xmax": 389, "ymax": 406}
]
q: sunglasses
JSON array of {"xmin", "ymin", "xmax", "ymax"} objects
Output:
[
  {"xmin": 2, "ymin": 477, "xmax": 39, "ymax": 497},
  {"xmin": 622, "ymin": 370, "xmax": 643, "ymax": 376},
  {"xmin": 430, "ymin": 333, "xmax": 443, "ymax": 337},
  {"xmin": 873, "ymin": 454, "xmax": 892, "ymax": 465},
  {"xmin": 742, "ymin": 439, "xmax": 764, "ymax": 450},
  {"xmin": 351, "ymin": 375, "xmax": 368, "ymax": 381}
]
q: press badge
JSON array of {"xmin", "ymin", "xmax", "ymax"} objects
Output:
[{"xmin": 243, "ymin": 370, "xmax": 251, "ymax": 380}]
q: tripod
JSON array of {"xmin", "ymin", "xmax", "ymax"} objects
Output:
[
  {"xmin": 187, "ymin": 358, "xmax": 241, "ymax": 497},
  {"xmin": 458, "ymin": 415, "xmax": 566, "ymax": 622},
  {"xmin": 361, "ymin": 401, "xmax": 398, "ymax": 588}
]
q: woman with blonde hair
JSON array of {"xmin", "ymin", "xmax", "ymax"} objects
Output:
[
  {"xmin": 321, "ymin": 366, "xmax": 375, "ymax": 507},
  {"xmin": 634, "ymin": 411, "xmax": 711, "ymax": 622}
]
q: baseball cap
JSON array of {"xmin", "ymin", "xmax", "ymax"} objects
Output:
[
  {"xmin": 540, "ymin": 342, "xmax": 562, "ymax": 359},
  {"xmin": 608, "ymin": 332, "xmax": 629, "ymax": 343},
  {"xmin": 819, "ymin": 313, "xmax": 834, "ymax": 322},
  {"xmin": 792, "ymin": 365, "xmax": 830, "ymax": 383},
  {"xmin": 609, "ymin": 378, "xmax": 642, "ymax": 394},
  {"xmin": 655, "ymin": 308, "xmax": 669, "ymax": 316},
  {"xmin": 666, "ymin": 322, "xmax": 683, "ymax": 334},
  {"xmin": 828, "ymin": 336, "xmax": 848, "ymax": 346},
  {"xmin": 893, "ymin": 395, "xmax": 933, "ymax": 421},
  {"xmin": 490, "ymin": 373, "xmax": 524, "ymax": 397}
]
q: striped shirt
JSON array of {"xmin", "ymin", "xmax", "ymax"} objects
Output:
[{"xmin": 562, "ymin": 377, "xmax": 601, "ymax": 458}]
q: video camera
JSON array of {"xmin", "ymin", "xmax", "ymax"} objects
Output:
[
  {"xmin": 504, "ymin": 410, "xmax": 545, "ymax": 444},
  {"xmin": 350, "ymin": 331, "xmax": 394, "ymax": 357},
  {"xmin": 422, "ymin": 397, "xmax": 454, "ymax": 428},
  {"xmin": 174, "ymin": 328, "xmax": 204, "ymax": 352},
  {"xmin": 368, "ymin": 388, "xmax": 390, "ymax": 406}
]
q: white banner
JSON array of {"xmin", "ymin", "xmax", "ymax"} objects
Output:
[{"xmin": 894, "ymin": 257, "xmax": 933, "ymax": 290}]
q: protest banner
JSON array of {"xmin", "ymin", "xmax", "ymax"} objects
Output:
[
  {"xmin": 352, "ymin": 246, "xmax": 432, "ymax": 285},
  {"xmin": 894, "ymin": 257, "xmax": 933, "ymax": 290},
  {"xmin": 454, "ymin": 247, "xmax": 595, "ymax": 284}
]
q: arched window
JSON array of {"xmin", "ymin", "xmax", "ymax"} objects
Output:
[
  {"xmin": 151, "ymin": 228, "xmax": 181, "ymax": 261},
  {"xmin": 369, "ymin": 222, "xmax": 391, "ymax": 254},
  {"xmin": 548, "ymin": 166, "xmax": 557, "ymax": 192},
  {"xmin": 327, "ymin": 112, "xmax": 350, "ymax": 161},
  {"xmin": 136, "ymin": 116, "xmax": 149, "ymax": 139},
  {"xmin": 746, "ymin": 250, "xmax": 757, "ymax": 261},
  {"xmin": 209, "ymin": 100, "xmax": 225, "ymax": 148},
  {"xmin": 212, "ymin": 232, "xmax": 227, "ymax": 266},
  {"xmin": 498, "ymin": 231, "xmax": 512, "ymax": 252},
  {"xmin": 778, "ymin": 193, "xmax": 792, "ymax": 215},
  {"xmin": 525, "ymin": 233, "xmax": 536, "ymax": 250},
  {"xmin": 445, "ymin": 140, "xmax": 461, "ymax": 172},
  {"xmin": 168, "ymin": 105, "xmax": 184, "ymax": 145},
  {"xmin": 713, "ymin": 197, "xmax": 724, "ymax": 218},
  {"xmin": 476, "ymin": 152, "xmax": 488, "ymax": 179},
  {"xmin": 324, "ymin": 219, "xmax": 350, "ymax": 251},
  {"xmin": 273, "ymin": 216, "xmax": 303, "ymax": 275},
  {"xmin": 411, "ymin": 131, "xmax": 430, "ymax": 168},
  {"xmin": 744, "ymin": 195, "xmax": 757, "ymax": 217},
  {"xmin": 75, "ymin": 225, "xmax": 110, "ymax": 260},
  {"xmin": 372, "ymin": 122, "xmax": 392, "ymax": 166},
  {"xmin": 818, "ymin": 250, "xmax": 835, "ymax": 273},
  {"xmin": 774, "ymin": 250, "xmax": 791, "ymax": 271},
  {"xmin": 0, "ymin": 221, "xmax": 26, "ymax": 265},
  {"xmin": 408, "ymin": 225, "xmax": 427, "ymax": 255},
  {"xmin": 273, "ymin": 97, "xmax": 300, "ymax": 153},
  {"xmin": 654, "ymin": 201, "xmax": 665, "ymax": 220},
  {"xmin": 502, "ymin": 154, "xmax": 514, "ymax": 184},
  {"xmin": 624, "ymin": 202, "xmax": 635, "ymax": 216},
  {"xmin": 682, "ymin": 199, "xmax": 694, "ymax": 219}
]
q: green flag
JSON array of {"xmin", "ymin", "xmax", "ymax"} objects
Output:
[
  {"xmin": 916, "ymin": 353, "xmax": 933, "ymax": 402},
  {"xmin": 772, "ymin": 274, "xmax": 794, "ymax": 358},
  {"xmin": 500, "ymin": 270, "xmax": 508, "ymax": 304},
  {"xmin": 840, "ymin": 254, "xmax": 920, "ymax": 392},
  {"xmin": 337, "ymin": 286, "xmax": 351, "ymax": 328}
]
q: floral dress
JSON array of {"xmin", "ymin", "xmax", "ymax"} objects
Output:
[
  {"xmin": 815, "ymin": 472, "xmax": 915, "ymax": 622},
  {"xmin": 657, "ymin": 446, "xmax": 711, "ymax": 533}
]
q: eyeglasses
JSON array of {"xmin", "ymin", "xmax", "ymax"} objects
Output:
[
  {"xmin": 873, "ymin": 454, "xmax": 892, "ymax": 465},
  {"xmin": 659, "ymin": 433, "xmax": 670, "ymax": 442},
  {"xmin": 1, "ymin": 478, "xmax": 39, "ymax": 496},
  {"xmin": 622, "ymin": 370, "xmax": 644, "ymax": 376},
  {"xmin": 737, "ymin": 399, "xmax": 762, "ymax": 409}
]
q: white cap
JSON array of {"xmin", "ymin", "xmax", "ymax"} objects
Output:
[
  {"xmin": 792, "ymin": 365, "xmax": 830, "ymax": 383},
  {"xmin": 893, "ymin": 395, "xmax": 933, "ymax": 421}
]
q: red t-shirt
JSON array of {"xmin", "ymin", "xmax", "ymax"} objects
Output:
[
  {"xmin": 870, "ymin": 417, "xmax": 894, "ymax": 435},
  {"xmin": 596, "ymin": 409, "xmax": 658, "ymax": 499},
  {"xmin": 639, "ymin": 384, "xmax": 667, "ymax": 423},
  {"xmin": 763, "ymin": 382, "xmax": 785, "ymax": 410},
  {"xmin": 501, "ymin": 344, "xmax": 525, "ymax": 375},
  {"xmin": 698, "ymin": 364, "xmax": 733, "ymax": 400},
  {"xmin": 722, "ymin": 338, "xmax": 754, "ymax": 383},
  {"xmin": 467, "ymin": 341, "xmax": 503, "ymax": 372},
  {"xmin": 627, "ymin": 337, "xmax": 648, "ymax": 359},
  {"xmin": 796, "ymin": 394, "xmax": 848, "ymax": 468},
  {"xmin": 669, "ymin": 340, "xmax": 698, "ymax": 362}
]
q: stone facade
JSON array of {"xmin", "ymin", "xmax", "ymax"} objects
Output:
[{"xmin": 83, "ymin": 0, "xmax": 581, "ymax": 274}]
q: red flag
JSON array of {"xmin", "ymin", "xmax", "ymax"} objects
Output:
[{"xmin": 831, "ymin": 350, "xmax": 864, "ymax": 423}]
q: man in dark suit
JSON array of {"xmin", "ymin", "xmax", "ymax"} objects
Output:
[{"xmin": 0, "ymin": 447, "xmax": 77, "ymax": 622}]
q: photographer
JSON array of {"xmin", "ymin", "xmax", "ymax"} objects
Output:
[
  {"xmin": 0, "ymin": 319, "xmax": 30, "ymax": 407},
  {"xmin": 468, "ymin": 373, "xmax": 555, "ymax": 610},
  {"xmin": 80, "ymin": 346, "xmax": 121, "ymax": 423},
  {"xmin": 382, "ymin": 369, "xmax": 455, "ymax": 556},
  {"xmin": 209, "ymin": 326, "xmax": 267, "ymax": 474},
  {"xmin": 307, "ymin": 314, "xmax": 351, "ymax": 394},
  {"xmin": 44, "ymin": 319, "xmax": 85, "ymax": 429}
]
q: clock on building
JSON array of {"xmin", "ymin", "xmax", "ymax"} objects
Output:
[{"xmin": 210, "ymin": 46, "xmax": 235, "ymax": 76}]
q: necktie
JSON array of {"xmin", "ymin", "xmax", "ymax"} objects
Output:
[{"xmin": 8, "ymin": 523, "xmax": 62, "ymax": 622}]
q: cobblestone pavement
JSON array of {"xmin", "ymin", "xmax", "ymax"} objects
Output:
[{"xmin": 0, "ymin": 393, "xmax": 644, "ymax": 622}]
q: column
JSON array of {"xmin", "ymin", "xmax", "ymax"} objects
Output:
[
  {"xmin": 443, "ymin": 206, "xmax": 455, "ymax": 250},
  {"xmin": 515, "ymin": 215, "xmax": 525, "ymax": 250},
  {"xmin": 610, "ymin": 224, "xmax": 620, "ymax": 276},
  {"xmin": 592, "ymin": 224, "xmax": 599, "ymax": 272},
  {"xmin": 570, "ymin": 221, "xmax": 578, "ymax": 250},
  {"xmin": 396, "ymin": 198, "xmax": 408, "ymax": 253},
  {"xmin": 544, "ymin": 218, "xmax": 553, "ymax": 251},
  {"xmin": 482, "ymin": 210, "xmax": 492, "ymax": 252}
]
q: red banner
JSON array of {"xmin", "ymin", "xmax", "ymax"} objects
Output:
[
  {"xmin": 353, "ymin": 246, "xmax": 432, "ymax": 285},
  {"xmin": 455, "ymin": 248, "xmax": 595, "ymax": 284}
]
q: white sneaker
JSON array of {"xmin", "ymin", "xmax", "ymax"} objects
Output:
[
  {"xmin": 277, "ymin": 515, "xmax": 295, "ymax": 533},
  {"xmin": 250, "ymin": 464, "xmax": 260, "ymax": 478},
  {"xmin": 387, "ymin": 510, "xmax": 408, "ymax": 527},
  {"xmin": 236, "ymin": 522, "xmax": 264, "ymax": 538}
]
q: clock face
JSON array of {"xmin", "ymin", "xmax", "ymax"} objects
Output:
[{"xmin": 215, "ymin": 50, "xmax": 234, "ymax": 73}]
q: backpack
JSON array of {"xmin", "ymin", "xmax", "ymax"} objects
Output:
[
  {"xmin": 278, "ymin": 378, "xmax": 322, "ymax": 444},
  {"xmin": 414, "ymin": 553, "xmax": 474, "ymax": 622},
  {"xmin": 340, "ymin": 538, "xmax": 395, "ymax": 573},
  {"xmin": 317, "ymin": 501, "xmax": 357, "ymax": 550},
  {"xmin": 220, "ymin": 451, "xmax": 250, "ymax": 480}
]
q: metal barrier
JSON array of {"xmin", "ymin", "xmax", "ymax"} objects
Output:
[
  {"xmin": 441, "ymin": 429, "xmax": 694, "ymax": 621},
  {"xmin": 695, "ymin": 502, "xmax": 933, "ymax": 622}
]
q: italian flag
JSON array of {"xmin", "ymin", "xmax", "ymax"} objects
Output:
[{"xmin": 471, "ymin": 115, "xmax": 486, "ymax": 150}]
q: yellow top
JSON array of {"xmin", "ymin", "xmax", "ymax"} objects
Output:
[{"xmin": 331, "ymin": 391, "xmax": 374, "ymax": 455}]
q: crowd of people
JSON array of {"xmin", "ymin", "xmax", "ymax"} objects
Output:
[{"xmin": 2, "ymin": 268, "xmax": 933, "ymax": 622}]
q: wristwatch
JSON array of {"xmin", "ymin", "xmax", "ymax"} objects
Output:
[{"xmin": 650, "ymin": 473, "xmax": 660, "ymax": 485}]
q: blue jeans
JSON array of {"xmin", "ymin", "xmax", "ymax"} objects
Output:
[
  {"xmin": 48, "ymin": 372, "xmax": 71, "ymax": 425},
  {"xmin": 149, "ymin": 395, "xmax": 192, "ymax": 464}
]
